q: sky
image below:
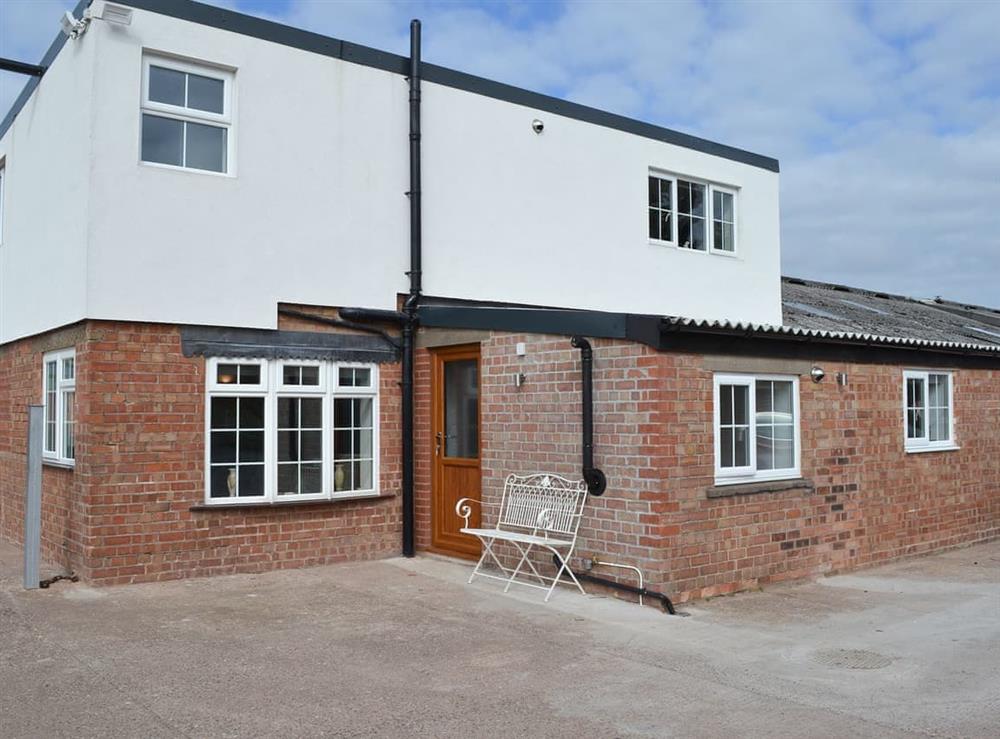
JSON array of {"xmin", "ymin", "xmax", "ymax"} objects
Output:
[{"xmin": 2, "ymin": 0, "xmax": 999, "ymax": 306}]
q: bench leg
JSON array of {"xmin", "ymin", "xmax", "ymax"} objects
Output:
[
  {"xmin": 503, "ymin": 541, "xmax": 546, "ymax": 593},
  {"xmin": 545, "ymin": 549, "xmax": 586, "ymax": 602},
  {"xmin": 469, "ymin": 536, "xmax": 506, "ymax": 584}
]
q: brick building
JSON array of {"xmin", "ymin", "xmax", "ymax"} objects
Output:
[{"xmin": 1, "ymin": 1, "xmax": 997, "ymax": 601}]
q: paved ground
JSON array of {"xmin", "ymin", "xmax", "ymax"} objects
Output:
[{"xmin": 1, "ymin": 540, "xmax": 998, "ymax": 738}]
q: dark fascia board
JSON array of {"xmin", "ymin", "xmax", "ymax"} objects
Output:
[
  {"xmin": 419, "ymin": 304, "xmax": 637, "ymax": 342},
  {"xmin": 0, "ymin": 0, "xmax": 92, "ymax": 141},
  {"xmin": 113, "ymin": 0, "xmax": 778, "ymax": 173},
  {"xmin": 181, "ymin": 325, "xmax": 399, "ymax": 363}
]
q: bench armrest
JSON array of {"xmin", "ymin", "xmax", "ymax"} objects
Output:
[{"xmin": 455, "ymin": 497, "xmax": 481, "ymax": 528}]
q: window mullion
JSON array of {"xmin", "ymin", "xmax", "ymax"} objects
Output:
[{"xmin": 747, "ymin": 380, "xmax": 757, "ymax": 473}]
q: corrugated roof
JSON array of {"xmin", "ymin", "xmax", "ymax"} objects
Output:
[{"xmin": 663, "ymin": 277, "xmax": 1000, "ymax": 355}]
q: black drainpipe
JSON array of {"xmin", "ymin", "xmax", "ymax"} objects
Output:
[
  {"xmin": 401, "ymin": 19, "xmax": 422, "ymax": 557},
  {"xmin": 570, "ymin": 336, "xmax": 607, "ymax": 496}
]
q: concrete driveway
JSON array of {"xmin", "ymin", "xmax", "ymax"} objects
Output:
[{"xmin": 2, "ymin": 540, "xmax": 998, "ymax": 738}]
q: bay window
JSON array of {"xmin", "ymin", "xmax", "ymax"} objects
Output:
[
  {"xmin": 205, "ymin": 358, "xmax": 379, "ymax": 504},
  {"xmin": 714, "ymin": 374, "xmax": 799, "ymax": 483}
]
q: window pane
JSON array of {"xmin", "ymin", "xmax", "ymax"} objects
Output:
[
  {"xmin": 659, "ymin": 181, "xmax": 672, "ymax": 210},
  {"xmin": 301, "ymin": 366, "xmax": 320, "ymax": 386},
  {"xmin": 772, "ymin": 381, "xmax": 793, "ymax": 414},
  {"xmin": 301, "ymin": 463, "xmax": 323, "ymax": 494},
  {"xmin": 141, "ymin": 114, "xmax": 183, "ymax": 167},
  {"xmin": 444, "ymin": 360, "xmax": 478, "ymax": 458},
  {"xmin": 734, "ymin": 427, "xmax": 749, "ymax": 467},
  {"xmin": 239, "ymin": 431, "xmax": 264, "ymax": 462},
  {"xmin": 240, "ymin": 397, "xmax": 264, "ymax": 428},
  {"xmin": 713, "ymin": 222, "xmax": 724, "ymax": 252},
  {"xmin": 721, "ymin": 427, "xmax": 734, "ymax": 467},
  {"xmin": 333, "ymin": 429, "xmax": 352, "ymax": 460},
  {"xmin": 773, "ymin": 424, "xmax": 795, "ymax": 469},
  {"xmin": 691, "ymin": 217, "xmax": 706, "ymax": 251},
  {"xmin": 690, "ymin": 182, "xmax": 705, "ymax": 217},
  {"xmin": 334, "ymin": 461, "xmax": 352, "ymax": 492},
  {"xmin": 187, "ymin": 73, "xmax": 224, "ymax": 114},
  {"xmin": 659, "ymin": 212, "xmax": 671, "ymax": 241},
  {"xmin": 300, "ymin": 431, "xmax": 322, "ymax": 461},
  {"xmin": 63, "ymin": 390, "xmax": 75, "ymax": 459},
  {"xmin": 720, "ymin": 385, "xmax": 733, "ymax": 425},
  {"xmin": 677, "ymin": 181, "xmax": 690, "ymax": 213},
  {"xmin": 277, "ymin": 430, "xmax": 297, "ymax": 462},
  {"xmin": 239, "ymin": 464, "xmax": 265, "ymax": 496},
  {"xmin": 148, "ymin": 65, "xmax": 185, "ymax": 106},
  {"xmin": 756, "ymin": 432, "xmax": 773, "ymax": 471},
  {"xmin": 238, "ymin": 364, "xmax": 261, "ymax": 385},
  {"xmin": 62, "ymin": 357, "xmax": 75, "ymax": 381},
  {"xmin": 211, "ymin": 397, "xmax": 237, "ymax": 428},
  {"xmin": 210, "ymin": 466, "xmax": 235, "ymax": 498},
  {"xmin": 301, "ymin": 397, "xmax": 322, "ymax": 428},
  {"xmin": 217, "ymin": 364, "xmax": 238, "ymax": 384},
  {"xmin": 211, "ymin": 431, "xmax": 237, "ymax": 463},
  {"xmin": 278, "ymin": 464, "xmax": 298, "ymax": 494},
  {"xmin": 678, "ymin": 215, "xmax": 691, "ymax": 249},
  {"xmin": 282, "ymin": 366, "xmax": 301, "ymax": 385},
  {"xmin": 277, "ymin": 397, "xmax": 297, "ymax": 429},
  {"xmin": 185, "ymin": 122, "xmax": 227, "ymax": 173},
  {"xmin": 649, "ymin": 209, "xmax": 659, "ymax": 240},
  {"xmin": 45, "ymin": 361, "xmax": 57, "ymax": 452},
  {"xmin": 732, "ymin": 385, "xmax": 749, "ymax": 425},
  {"xmin": 354, "ymin": 460, "xmax": 373, "ymax": 490},
  {"xmin": 721, "ymin": 223, "xmax": 734, "ymax": 251},
  {"xmin": 756, "ymin": 381, "xmax": 772, "ymax": 413},
  {"xmin": 648, "ymin": 176, "xmax": 658, "ymax": 207}
]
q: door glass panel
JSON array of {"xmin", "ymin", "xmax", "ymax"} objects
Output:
[{"xmin": 444, "ymin": 359, "xmax": 478, "ymax": 458}]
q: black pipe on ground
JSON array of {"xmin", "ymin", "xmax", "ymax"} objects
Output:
[
  {"xmin": 570, "ymin": 336, "xmax": 607, "ymax": 496},
  {"xmin": 552, "ymin": 555, "xmax": 677, "ymax": 615}
]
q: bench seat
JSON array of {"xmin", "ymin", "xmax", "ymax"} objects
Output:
[{"xmin": 460, "ymin": 528, "xmax": 574, "ymax": 548}]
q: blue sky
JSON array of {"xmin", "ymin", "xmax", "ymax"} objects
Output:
[{"xmin": 2, "ymin": 0, "xmax": 999, "ymax": 306}]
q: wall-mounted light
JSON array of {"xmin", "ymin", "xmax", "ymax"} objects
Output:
[
  {"xmin": 810, "ymin": 366, "xmax": 826, "ymax": 383},
  {"xmin": 513, "ymin": 373, "xmax": 526, "ymax": 388},
  {"xmin": 836, "ymin": 372, "xmax": 848, "ymax": 386},
  {"xmin": 531, "ymin": 119, "xmax": 544, "ymax": 134}
]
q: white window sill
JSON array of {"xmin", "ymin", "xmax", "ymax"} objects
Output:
[
  {"xmin": 713, "ymin": 471, "xmax": 801, "ymax": 487},
  {"xmin": 42, "ymin": 458, "xmax": 75, "ymax": 470},
  {"xmin": 191, "ymin": 491, "xmax": 385, "ymax": 511},
  {"xmin": 905, "ymin": 444, "xmax": 960, "ymax": 454}
]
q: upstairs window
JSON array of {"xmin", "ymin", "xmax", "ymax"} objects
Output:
[
  {"xmin": 141, "ymin": 56, "xmax": 233, "ymax": 174},
  {"xmin": 648, "ymin": 172, "xmax": 738, "ymax": 254},
  {"xmin": 43, "ymin": 349, "xmax": 76, "ymax": 465},
  {"xmin": 904, "ymin": 370, "xmax": 955, "ymax": 451}
]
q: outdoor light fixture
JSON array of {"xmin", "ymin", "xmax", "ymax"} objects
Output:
[
  {"xmin": 531, "ymin": 118, "xmax": 544, "ymax": 134},
  {"xmin": 60, "ymin": 11, "xmax": 87, "ymax": 38},
  {"xmin": 89, "ymin": 3, "xmax": 134, "ymax": 26},
  {"xmin": 836, "ymin": 372, "xmax": 849, "ymax": 386},
  {"xmin": 810, "ymin": 366, "xmax": 826, "ymax": 383}
]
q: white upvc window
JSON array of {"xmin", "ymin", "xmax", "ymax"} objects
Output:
[
  {"xmin": 205, "ymin": 358, "xmax": 380, "ymax": 505},
  {"xmin": 648, "ymin": 172, "xmax": 738, "ymax": 254},
  {"xmin": 904, "ymin": 370, "xmax": 956, "ymax": 452},
  {"xmin": 714, "ymin": 374, "xmax": 800, "ymax": 484},
  {"xmin": 42, "ymin": 348, "xmax": 76, "ymax": 466},
  {"xmin": 140, "ymin": 54, "xmax": 234, "ymax": 174}
]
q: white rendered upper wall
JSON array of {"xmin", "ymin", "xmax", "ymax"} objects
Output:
[{"xmin": 0, "ymin": 2, "xmax": 782, "ymax": 344}]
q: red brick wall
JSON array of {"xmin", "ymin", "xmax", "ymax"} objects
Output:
[
  {"xmin": 454, "ymin": 334, "xmax": 1000, "ymax": 603},
  {"xmin": 0, "ymin": 324, "xmax": 88, "ymax": 574},
  {"xmin": 1, "ymin": 320, "xmax": 402, "ymax": 585}
]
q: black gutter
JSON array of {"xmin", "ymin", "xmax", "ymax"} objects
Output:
[
  {"xmin": 399, "ymin": 19, "xmax": 423, "ymax": 558},
  {"xmin": 551, "ymin": 555, "xmax": 677, "ymax": 615},
  {"xmin": 570, "ymin": 337, "xmax": 606, "ymax": 496},
  {"xmin": 100, "ymin": 1, "xmax": 779, "ymax": 173},
  {"xmin": 0, "ymin": 58, "xmax": 46, "ymax": 77}
]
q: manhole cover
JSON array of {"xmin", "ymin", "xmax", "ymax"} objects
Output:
[{"xmin": 812, "ymin": 648, "xmax": 893, "ymax": 670}]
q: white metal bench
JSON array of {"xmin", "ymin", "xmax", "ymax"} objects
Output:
[{"xmin": 455, "ymin": 473, "xmax": 588, "ymax": 602}]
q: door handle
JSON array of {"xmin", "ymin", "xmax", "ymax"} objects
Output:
[{"xmin": 435, "ymin": 432, "xmax": 442, "ymax": 457}]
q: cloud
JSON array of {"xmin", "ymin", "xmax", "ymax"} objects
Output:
[{"xmin": 3, "ymin": 0, "xmax": 999, "ymax": 306}]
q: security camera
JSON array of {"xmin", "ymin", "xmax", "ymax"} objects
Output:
[
  {"xmin": 810, "ymin": 366, "xmax": 826, "ymax": 383},
  {"xmin": 531, "ymin": 118, "xmax": 544, "ymax": 134}
]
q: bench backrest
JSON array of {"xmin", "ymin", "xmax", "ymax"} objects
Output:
[{"xmin": 497, "ymin": 473, "xmax": 588, "ymax": 538}]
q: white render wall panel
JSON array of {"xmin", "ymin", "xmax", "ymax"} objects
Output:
[
  {"xmin": 1, "ymin": 5, "xmax": 782, "ymax": 344},
  {"xmin": 0, "ymin": 32, "xmax": 95, "ymax": 344}
]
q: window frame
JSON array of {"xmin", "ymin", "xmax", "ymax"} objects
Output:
[
  {"xmin": 42, "ymin": 348, "xmax": 76, "ymax": 467},
  {"xmin": 903, "ymin": 369, "xmax": 956, "ymax": 452},
  {"xmin": 648, "ymin": 169, "xmax": 739, "ymax": 257},
  {"xmin": 203, "ymin": 358, "xmax": 380, "ymax": 506},
  {"xmin": 713, "ymin": 373, "xmax": 801, "ymax": 485},
  {"xmin": 0, "ymin": 162, "xmax": 5, "ymax": 246},
  {"xmin": 140, "ymin": 54, "xmax": 235, "ymax": 176}
]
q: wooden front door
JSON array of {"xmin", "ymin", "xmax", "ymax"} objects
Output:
[{"xmin": 430, "ymin": 344, "xmax": 482, "ymax": 559}]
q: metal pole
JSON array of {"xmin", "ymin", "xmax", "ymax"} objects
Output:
[{"xmin": 24, "ymin": 405, "xmax": 43, "ymax": 589}]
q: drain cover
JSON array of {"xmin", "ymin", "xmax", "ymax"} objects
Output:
[{"xmin": 812, "ymin": 648, "xmax": 893, "ymax": 670}]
